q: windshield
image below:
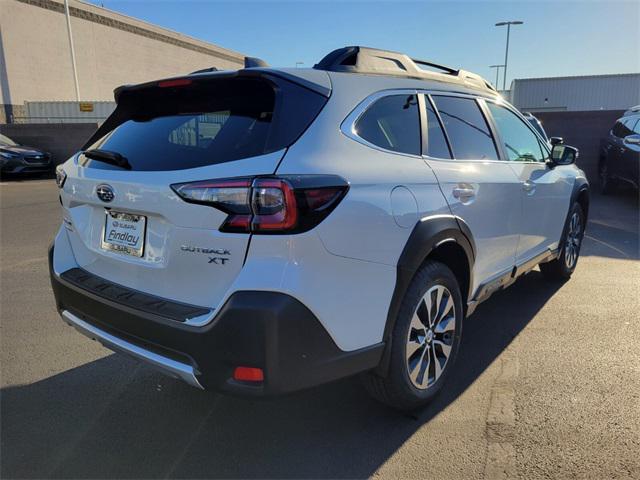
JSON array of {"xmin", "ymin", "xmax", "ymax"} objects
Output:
[{"xmin": 0, "ymin": 134, "xmax": 17, "ymax": 146}]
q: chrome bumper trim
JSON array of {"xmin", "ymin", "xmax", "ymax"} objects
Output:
[{"xmin": 61, "ymin": 310, "xmax": 204, "ymax": 390}]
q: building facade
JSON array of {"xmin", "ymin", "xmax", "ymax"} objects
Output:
[
  {"xmin": 510, "ymin": 74, "xmax": 640, "ymax": 113},
  {"xmin": 0, "ymin": 0, "xmax": 245, "ymax": 122}
]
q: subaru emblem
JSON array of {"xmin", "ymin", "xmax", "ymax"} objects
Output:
[{"xmin": 96, "ymin": 184, "xmax": 115, "ymax": 203}]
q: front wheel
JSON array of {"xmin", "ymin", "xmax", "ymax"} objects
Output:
[
  {"xmin": 540, "ymin": 203, "xmax": 585, "ymax": 281},
  {"xmin": 361, "ymin": 261, "xmax": 463, "ymax": 411}
]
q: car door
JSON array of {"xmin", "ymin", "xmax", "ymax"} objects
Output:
[
  {"xmin": 621, "ymin": 115, "xmax": 640, "ymax": 186},
  {"xmin": 424, "ymin": 94, "xmax": 521, "ymax": 295},
  {"xmin": 607, "ymin": 120, "xmax": 629, "ymax": 178},
  {"xmin": 485, "ymin": 100, "xmax": 573, "ymax": 263}
]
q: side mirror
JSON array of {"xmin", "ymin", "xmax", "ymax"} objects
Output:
[
  {"xmin": 550, "ymin": 144, "xmax": 578, "ymax": 166},
  {"xmin": 550, "ymin": 137, "xmax": 564, "ymax": 146},
  {"xmin": 624, "ymin": 134, "xmax": 640, "ymax": 146}
]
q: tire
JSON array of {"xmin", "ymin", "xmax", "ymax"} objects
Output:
[
  {"xmin": 362, "ymin": 261, "xmax": 464, "ymax": 411},
  {"xmin": 599, "ymin": 161, "xmax": 614, "ymax": 195},
  {"xmin": 539, "ymin": 202, "xmax": 585, "ymax": 281}
]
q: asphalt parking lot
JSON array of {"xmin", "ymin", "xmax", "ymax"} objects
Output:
[{"xmin": 1, "ymin": 177, "xmax": 638, "ymax": 479}]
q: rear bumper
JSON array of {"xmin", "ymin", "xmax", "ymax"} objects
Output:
[{"xmin": 49, "ymin": 245, "xmax": 383, "ymax": 396}]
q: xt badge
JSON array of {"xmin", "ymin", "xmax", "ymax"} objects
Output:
[{"xmin": 181, "ymin": 245, "xmax": 230, "ymax": 265}]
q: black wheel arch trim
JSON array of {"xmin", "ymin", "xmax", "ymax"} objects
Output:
[
  {"xmin": 375, "ymin": 214, "xmax": 475, "ymax": 376},
  {"xmin": 562, "ymin": 178, "xmax": 590, "ymax": 248}
]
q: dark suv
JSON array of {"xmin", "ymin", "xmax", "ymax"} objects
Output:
[{"xmin": 599, "ymin": 109, "xmax": 640, "ymax": 194}]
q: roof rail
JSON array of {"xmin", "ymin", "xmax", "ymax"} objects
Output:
[
  {"xmin": 313, "ymin": 46, "xmax": 496, "ymax": 93},
  {"xmin": 190, "ymin": 67, "xmax": 219, "ymax": 74},
  {"xmin": 245, "ymin": 56, "xmax": 269, "ymax": 68}
]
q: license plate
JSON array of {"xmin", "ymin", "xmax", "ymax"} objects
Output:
[{"xmin": 101, "ymin": 210, "xmax": 146, "ymax": 257}]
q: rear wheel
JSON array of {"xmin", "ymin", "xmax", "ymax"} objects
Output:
[
  {"xmin": 362, "ymin": 261, "xmax": 463, "ymax": 411},
  {"xmin": 540, "ymin": 203, "xmax": 585, "ymax": 281}
]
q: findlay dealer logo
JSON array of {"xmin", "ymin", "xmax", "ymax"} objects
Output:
[{"xmin": 180, "ymin": 245, "xmax": 231, "ymax": 265}]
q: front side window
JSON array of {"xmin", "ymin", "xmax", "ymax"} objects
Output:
[
  {"xmin": 431, "ymin": 96, "xmax": 498, "ymax": 160},
  {"xmin": 487, "ymin": 103, "xmax": 546, "ymax": 162},
  {"xmin": 355, "ymin": 94, "xmax": 421, "ymax": 155}
]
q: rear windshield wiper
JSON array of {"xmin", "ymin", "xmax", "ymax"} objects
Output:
[{"xmin": 83, "ymin": 149, "xmax": 132, "ymax": 170}]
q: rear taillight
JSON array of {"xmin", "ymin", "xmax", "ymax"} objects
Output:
[{"xmin": 171, "ymin": 175, "xmax": 348, "ymax": 234}]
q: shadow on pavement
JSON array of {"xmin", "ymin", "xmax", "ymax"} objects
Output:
[
  {"xmin": 0, "ymin": 171, "xmax": 55, "ymax": 182},
  {"xmin": 582, "ymin": 190, "xmax": 639, "ymax": 260},
  {"xmin": 1, "ymin": 273, "xmax": 562, "ymax": 479}
]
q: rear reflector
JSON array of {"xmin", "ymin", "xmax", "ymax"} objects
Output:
[{"xmin": 233, "ymin": 366, "xmax": 264, "ymax": 382}]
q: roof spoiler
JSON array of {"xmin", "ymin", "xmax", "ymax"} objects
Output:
[{"xmin": 314, "ymin": 46, "xmax": 496, "ymax": 93}]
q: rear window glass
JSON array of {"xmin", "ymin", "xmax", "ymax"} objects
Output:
[
  {"xmin": 84, "ymin": 77, "xmax": 326, "ymax": 171},
  {"xmin": 355, "ymin": 94, "xmax": 421, "ymax": 155},
  {"xmin": 432, "ymin": 96, "xmax": 499, "ymax": 161}
]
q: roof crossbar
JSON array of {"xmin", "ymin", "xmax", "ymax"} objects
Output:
[{"xmin": 313, "ymin": 46, "xmax": 496, "ymax": 93}]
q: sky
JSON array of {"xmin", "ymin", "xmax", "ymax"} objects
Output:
[{"xmin": 85, "ymin": 0, "xmax": 640, "ymax": 88}]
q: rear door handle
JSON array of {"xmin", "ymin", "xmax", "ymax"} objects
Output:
[
  {"xmin": 523, "ymin": 180, "xmax": 536, "ymax": 194},
  {"xmin": 452, "ymin": 185, "xmax": 475, "ymax": 200}
]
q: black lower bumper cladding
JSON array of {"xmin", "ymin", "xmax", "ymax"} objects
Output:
[{"xmin": 49, "ymin": 246, "xmax": 383, "ymax": 395}]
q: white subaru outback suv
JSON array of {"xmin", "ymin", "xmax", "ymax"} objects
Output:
[{"xmin": 50, "ymin": 46, "xmax": 589, "ymax": 410}]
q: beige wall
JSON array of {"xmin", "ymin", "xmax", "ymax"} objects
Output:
[{"xmin": 0, "ymin": 0, "xmax": 245, "ymax": 106}]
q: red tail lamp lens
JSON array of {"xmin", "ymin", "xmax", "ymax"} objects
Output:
[
  {"xmin": 158, "ymin": 78, "xmax": 193, "ymax": 88},
  {"xmin": 251, "ymin": 178, "xmax": 298, "ymax": 231},
  {"xmin": 233, "ymin": 366, "xmax": 264, "ymax": 382},
  {"xmin": 171, "ymin": 175, "xmax": 349, "ymax": 234}
]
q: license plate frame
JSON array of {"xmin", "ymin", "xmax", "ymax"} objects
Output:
[{"xmin": 101, "ymin": 210, "xmax": 147, "ymax": 258}]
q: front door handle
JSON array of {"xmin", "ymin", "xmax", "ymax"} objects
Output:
[{"xmin": 523, "ymin": 180, "xmax": 536, "ymax": 195}]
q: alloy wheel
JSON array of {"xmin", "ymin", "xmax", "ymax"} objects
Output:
[
  {"xmin": 406, "ymin": 285, "xmax": 456, "ymax": 390},
  {"xmin": 564, "ymin": 212, "xmax": 582, "ymax": 269}
]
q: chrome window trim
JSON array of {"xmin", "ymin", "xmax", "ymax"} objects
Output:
[
  {"xmin": 61, "ymin": 309, "xmax": 204, "ymax": 389},
  {"xmin": 340, "ymin": 89, "xmax": 423, "ymax": 159},
  {"xmin": 423, "ymin": 90, "xmax": 552, "ymax": 165},
  {"xmin": 342, "ymin": 88, "xmax": 557, "ymax": 166}
]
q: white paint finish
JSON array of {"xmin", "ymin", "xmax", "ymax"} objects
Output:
[
  {"xmin": 279, "ymin": 87, "xmax": 451, "ymax": 265},
  {"xmin": 59, "ymin": 150, "xmax": 284, "ymax": 308},
  {"xmin": 390, "ymin": 186, "xmax": 419, "ymax": 228},
  {"xmin": 507, "ymin": 162, "xmax": 574, "ymax": 262},
  {"xmin": 425, "ymin": 158, "xmax": 521, "ymax": 294},
  {"xmin": 230, "ymin": 232, "xmax": 397, "ymax": 351}
]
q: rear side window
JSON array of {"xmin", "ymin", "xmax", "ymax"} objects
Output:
[
  {"xmin": 85, "ymin": 77, "xmax": 326, "ymax": 171},
  {"xmin": 612, "ymin": 120, "xmax": 631, "ymax": 138},
  {"xmin": 431, "ymin": 96, "xmax": 499, "ymax": 160},
  {"xmin": 424, "ymin": 97, "xmax": 452, "ymax": 159},
  {"xmin": 355, "ymin": 94, "xmax": 421, "ymax": 155}
]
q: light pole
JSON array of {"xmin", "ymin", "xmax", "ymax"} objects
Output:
[
  {"xmin": 295, "ymin": 61, "xmax": 304, "ymax": 68},
  {"xmin": 63, "ymin": 0, "xmax": 80, "ymax": 101},
  {"xmin": 489, "ymin": 64, "xmax": 504, "ymax": 89},
  {"xmin": 495, "ymin": 20, "xmax": 523, "ymax": 91}
]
